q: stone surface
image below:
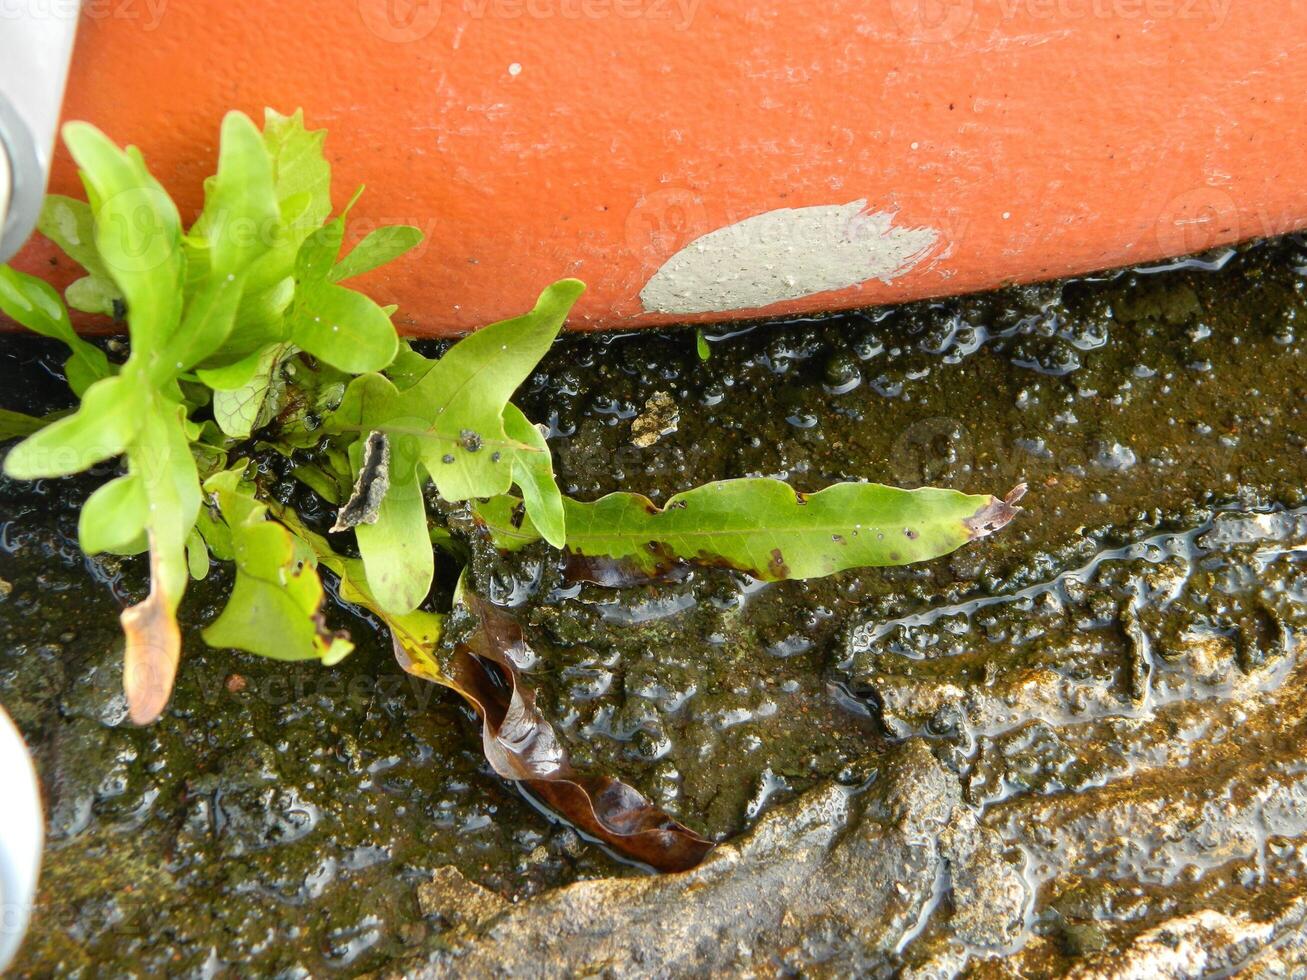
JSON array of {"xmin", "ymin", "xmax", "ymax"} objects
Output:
[{"xmin": 414, "ymin": 741, "xmax": 1029, "ymax": 977}]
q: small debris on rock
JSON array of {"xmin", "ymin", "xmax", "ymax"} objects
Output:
[
  {"xmin": 416, "ymin": 866, "xmax": 508, "ymax": 929},
  {"xmin": 631, "ymin": 391, "xmax": 679, "ymax": 448},
  {"xmin": 225, "ymin": 673, "xmax": 247, "ymax": 694}
]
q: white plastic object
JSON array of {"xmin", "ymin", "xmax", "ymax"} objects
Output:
[
  {"xmin": 0, "ymin": 141, "xmax": 12, "ymax": 246},
  {"xmin": 0, "ymin": 706, "xmax": 43, "ymax": 972},
  {"xmin": 0, "ymin": 3, "xmax": 80, "ymax": 263}
]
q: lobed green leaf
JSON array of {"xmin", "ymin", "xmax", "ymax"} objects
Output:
[
  {"xmin": 190, "ymin": 111, "xmax": 280, "ymax": 277},
  {"xmin": 329, "ymin": 278, "xmax": 584, "ymax": 502},
  {"xmin": 477, "ymin": 480, "xmax": 1024, "ymax": 581},
  {"xmin": 62, "ymin": 122, "xmax": 186, "ymax": 365},
  {"xmin": 37, "ymin": 195, "xmax": 123, "ymax": 315}
]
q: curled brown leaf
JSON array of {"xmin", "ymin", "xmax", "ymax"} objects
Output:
[
  {"xmin": 394, "ymin": 595, "xmax": 713, "ymax": 872},
  {"xmin": 963, "ymin": 483, "xmax": 1027, "ymax": 539}
]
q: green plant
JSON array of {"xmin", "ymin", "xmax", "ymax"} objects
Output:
[
  {"xmin": 0, "ymin": 111, "xmax": 1021, "ymax": 864},
  {"xmin": 1, "ymin": 109, "xmax": 421, "ymax": 722}
]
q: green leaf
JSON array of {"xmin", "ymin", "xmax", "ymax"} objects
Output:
[
  {"xmin": 472, "ymin": 494, "xmax": 540, "ymax": 553},
  {"xmin": 38, "ymin": 195, "xmax": 123, "ymax": 315},
  {"xmin": 696, "ymin": 328, "xmax": 711, "ymax": 361},
  {"xmin": 262, "ymin": 109, "xmax": 332, "ymax": 232},
  {"xmin": 0, "ymin": 265, "xmax": 112, "ymax": 395},
  {"xmin": 119, "ymin": 396, "xmax": 203, "ymax": 725},
  {"xmin": 62, "ymin": 122, "xmax": 185, "ymax": 363},
  {"xmin": 191, "ymin": 111, "xmax": 279, "ymax": 276},
  {"xmin": 329, "ymin": 279, "xmax": 584, "ymax": 501},
  {"xmin": 195, "ymin": 504, "xmax": 234, "ymax": 562},
  {"xmin": 384, "ymin": 341, "xmax": 436, "ymax": 390},
  {"xmin": 178, "ymin": 113, "xmax": 280, "ymax": 365},
  {"xmin": 39, "ymin": 195, "xmax": 113, "ymax": 278},
  {"xmin": 291, "ymin": 461, "xmax": 345, "ymax": 505},
  {"xmin": 129, "ymin": 397, "xmax": 202, "ymax": 605},
  {"xmin": 186, "ymin": 528, "xmax": 210, "ymax": 580},
  {"xmin": 332, "ymin": 225, "xmax": 422, "ymax": 281},
  {"xmin": 295, "ymin": 218, "xmax": 345, "ymax": 283},
  {"xmin": 196, "ymin": 342, "xmax": 271, "ymax": 390},
  {"xmin": 3, "ymin": 374, "xmax": 144, "ymax": 478},
  {"xmin": 210, "ymin": 343, "xmax": 288, "ymax": 438},
  {"xmin": 65, "ymin": 275, "xmax": 122, "ymax": 317},
  {"xmin": 79, "ymin": 472, "xmax": 149, "ymax": 555},
  {"xmin": 0, "ymin": 409, "xmax": 47, "ymax": 441},
  {"xmin": 163, "ymin": 269, "xmax": 248, "ymax": 372},
  {"xmin": 208, "ymin": 110, "xmax": 332, "ymax": 360},
  {"xmin": 503, "ymin": 403, "xmax": 564, "ymax": 548},
  {"xmin": 478, "ymin": 480, "xmax": 1024, "ymax": 581},
  {"xmin": 289, "ymin": 280, "xmax": 398, "ymax": 373},
  {"xmin": 352, "ymin": 433, "xmax": 434, "ymax": 614},
  {"xmin": 201, "ymin": 468, "xmax": 353, "ymax": 664}
]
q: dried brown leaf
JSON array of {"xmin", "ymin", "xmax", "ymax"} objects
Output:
[
  {"xmin": 330, "ymin": 430, "xmax": 390, "ymax": 532},
  {"xmin": 121, "ymin": 540, "xmax": 181, "ymax": 725},
  {"xmin": 394, "ymin": 595, "xmax": 713, "ymax": 872}
]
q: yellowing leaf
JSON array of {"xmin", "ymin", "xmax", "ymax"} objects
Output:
[
  {"xmin": 121, "ymin": 535, "xmax": 182, "ymax": 726},
  {"xmin": 201, "ymin": 469, "xmax": 354, "ymax": 664}
]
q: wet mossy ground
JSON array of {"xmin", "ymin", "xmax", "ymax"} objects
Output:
[{"xmin": 1, "ymin": 238, "xmax": 1305, "ymax": 975}]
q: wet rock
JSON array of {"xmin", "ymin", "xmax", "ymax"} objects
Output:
[
  {"xmin": 58, "ymin": 638, "xmax": 130, "ymax": 727},
  {"xmin": 940, "ymin": 810, "xmax": 1028, "ymax": 950},
  {"xmin": 844, "ymin": 506, "xmax": 1306, "ymax": 745},
  {"xmin": 1064, "ymin": 909, "xmax": 1292, "ymax": 979},
  {"xmin": 416, "ymin": 867, "xmax": 508, "ymax": 929},
  {"xmin": 418, "ymin": 740, "xmax": 1025, "ymax": 977}
]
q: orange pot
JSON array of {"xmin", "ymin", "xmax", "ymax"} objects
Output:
[{"xmin": 9, "ymin": 1, "xmax": 1307, "ymax": 335}]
